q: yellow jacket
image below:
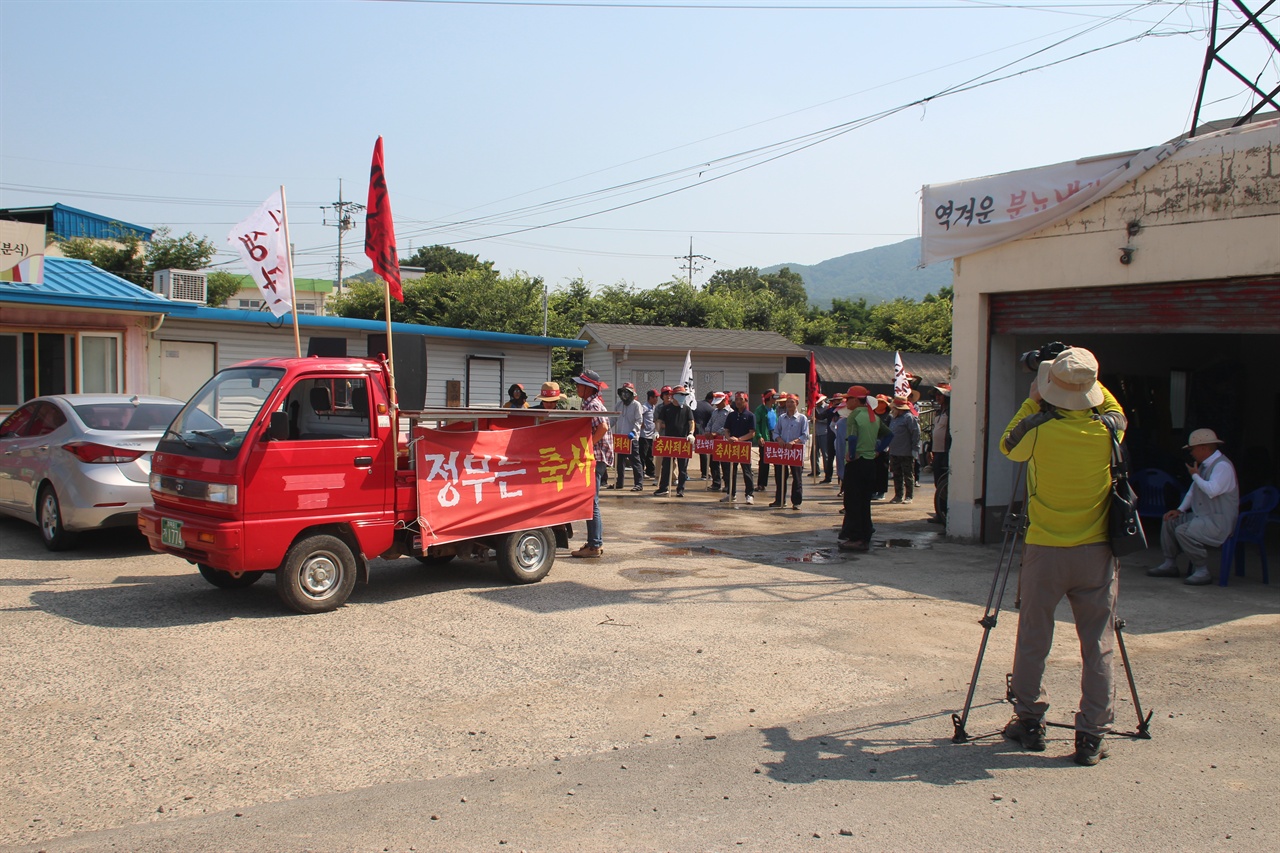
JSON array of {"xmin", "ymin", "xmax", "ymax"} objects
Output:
[{"xmin": 999, "ymin": 387, "xmax": 1125, "ymax": 548}]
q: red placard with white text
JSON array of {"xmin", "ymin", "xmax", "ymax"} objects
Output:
[
  {"xmin": 415, "ymin": 418, "xmax": 595, "ymax": 545},
  {"xmin": 652, "ymin": 436, "xmax": 693, "ymax": 458},
  {"xmin": 712, "ymin": 438, "xmax": 752, "ymax": 464},
  {"xmin": 761, "ymin": 441, "xmax": 804, "ymax": 467}
]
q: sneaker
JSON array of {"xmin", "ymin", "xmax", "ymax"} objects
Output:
[
  {"xmin": 767, "ymin": 501, "xmax": 782, "ymax": 508},
  {"xmin": 719, "ymin": 494, "xmax": 734, "ymax": 503},
  {"xmin": 653, "ymin": 490, "xmax": 670, "ymax": 497},
  {"xmin": 630, "ymin": 485, "xmax": 644, "ymax": 492},
  {"xmin": 605, "ymin": 484, "xmax": 621, "ymax": 490},
  {"xmin": 1002, "ymin": 716, "xmax": 1047, "ymax": 752},
  {"xmin": 1072, "ymin": 731, "xmax": 1106, "ymax": 766},
  {"xmin": 1185, "ymin": 566, "xmax": 1212, "ymax": 586},
  {"xmin": 889, "ymin": 496, "xmax": 903, "ymax": 504},
  {"xmin": 1146, "ymin": 561, "xmax": 1180, "ymax": 578},
  {"xmin": 676, "ymin": 490, "xmax": 685, "ymax": 498},
  {"xmin": 792, "ymin": 504, "xmax": 801, "ymax": 510},
  {"xmin": 745, "ymin": 495, "xmax": 754, "ymax": 505},
  {"xmin": 902, "ymin": 497, "xmax": 913, "ymax": 504}
]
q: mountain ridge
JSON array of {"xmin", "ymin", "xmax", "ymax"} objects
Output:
[{"xmin": 762, "ymin": 237, "xmax": 953, "ymax": 308}]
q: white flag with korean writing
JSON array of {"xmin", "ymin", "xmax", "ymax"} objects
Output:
[
  {"xmin": 228, "ymin": 190, "xmax": 292, "ymax": 317},
  {"xmin": 894, "ymin": 351, "xmax": 910, "ymax": 399},
  {"xmin": 680, "ymin": 350, "xmax": 696, "ymax": 410}
]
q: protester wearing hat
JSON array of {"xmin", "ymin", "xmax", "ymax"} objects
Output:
[
  {"xmin": 693, "ymin": 392, "xmax": 716, "ymax": 483},
  {"xmin": 999, "ymin": 347, "xmax": 1129, "ymax": 766},
  {"xmin": 871, "ymin": 395, "xmax": 893, "ymax": 500},
  {"xmin": 769, "ymin": 392, "xmax": 809, "ymax": 509},
  {"xmin": 502, "ymin": 383, "xmax": 528, "ymax": 409},
  {"xmin": 811, "ymin": 394, "xmax": 835, "ymax": 483},
  {"xmin": 609, "ymin": 382, "xmax": 645, "ymax": 493},
  {"xmin": 570, "ymin": 369, "xmax": 613, "ymax": 559},
  {"xmin": 887, "ymin": 395, "xmax": 921, "ymax": 504},
  {"xmin": 1148, "ymin": 428, "xmax": 1239, "ymax": 586},
  {"xmin": 838, "ymin": 386, "xmax": 883, "ymax": 550},
  {"xmin": 640, "ymin": 389, "xmax": 659, "ymax": 479},
  {"xmin": 654, "ymin": 384, "xmax": 693, "ymax": 497},
  {"xmin": 754, "ymin": 389, "xmax": 779, "ymax": 492},
  {"xmin": 534, "ymin": 381, "xmax": 563, "ymax": 410},
  {"xmin": 705, "ymin": 392, "xmax": 732, "ymax": 491}
]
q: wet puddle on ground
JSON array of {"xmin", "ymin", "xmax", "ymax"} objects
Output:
[
  {"xmin": 784, "ymin": 549, "xmax": 836, "ymax": 564},
  {"xmin": 876, "ymin": 534, "xmax": 938, "ymax": 549},
  {"xmin": 659, "ymin": 546, "xmax": 731, "ymax": 557}
]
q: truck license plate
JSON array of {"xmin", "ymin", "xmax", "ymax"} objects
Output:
[{"xmin": 161, "ymin": 518, "xmax": 185, "ymax": 549}]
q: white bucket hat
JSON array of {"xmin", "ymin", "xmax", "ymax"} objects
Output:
[
  {"xmin": 1183, "ymin": 428, "xmax": 1225, "ymax": 449},
  {"xmin": 1036, "ymin": 347, "xmax": 1104, "ymax": 410}
]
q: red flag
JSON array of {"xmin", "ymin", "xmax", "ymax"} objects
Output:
[
  {"xmin": 365, "ymin": 136, "xmax": 403, "ymax": 302},
  {"xmin": 805, "ymin": 351, "xmax": 820, "ymax": 417}
]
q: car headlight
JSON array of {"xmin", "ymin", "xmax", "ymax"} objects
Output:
[{"xmin": 206, "ymin": 483, "xmax": 238, "ymax": 505}]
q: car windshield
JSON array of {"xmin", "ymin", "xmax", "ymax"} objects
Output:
[
  {"xmin": 160, "ymin": 367, "xmax": 284, "ymax": 458},
  {"xmin": 73, "ymin": 402, "xmax": 185, "ymax": 432}
]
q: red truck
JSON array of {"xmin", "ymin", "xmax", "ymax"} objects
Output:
[{"xmin": 139, "ymin": 356, "xmax": 596, "ymax": 613}]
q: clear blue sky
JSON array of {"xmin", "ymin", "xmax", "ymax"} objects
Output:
[{"xmin": 1, "ymin": 1, "xmax": 1274, "ymax": 290}]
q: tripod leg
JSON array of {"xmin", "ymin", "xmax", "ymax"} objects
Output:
[{"xmin": 1114, "ymin": 617, "xmax": 1153, "ymax": 738}]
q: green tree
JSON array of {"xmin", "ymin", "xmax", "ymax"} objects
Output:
[
  {"xmin": 401, "ymin": 245, "xmax": 493, "ymax": 274},
  {"xmin": 205, "ymin": 271, "xmax": 243, "ymax": 308},
  {"xmin": 59, "ymin": 232, "xmax": 146, "ymax": 286},
  {"xmin": 145, "ymin": 227, "xmax": 217, "ymax": 274}
]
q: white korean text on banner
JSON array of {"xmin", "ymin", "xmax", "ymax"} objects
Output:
[{"xmin": 228, "ymin": 191, "xmax": 293, "ymax": 317}]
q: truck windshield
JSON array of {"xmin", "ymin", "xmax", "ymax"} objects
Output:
[{"xmin": 159, "ymin": 367, "xmax": 284, "ymax": 458}]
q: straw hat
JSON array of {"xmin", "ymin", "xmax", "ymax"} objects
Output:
[
  {"xmin": 534, "ymin": 381, "xmax": 562, "ymax": 402},
  {"xmin": 1036, "ymin": 347, "xmax": 1104, "ymax": 409}
]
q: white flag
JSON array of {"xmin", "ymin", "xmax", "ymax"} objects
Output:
[
  {"xmin": 680, "ymin": 350, "xmax": 696, "ymax": 410},
  {"xmin": 893, "ymin": 351, "xmax": 910, "ymax": 399},
  {"xmin": 228, "ymin": 190, "xmax": 293, "ymax": 317}
]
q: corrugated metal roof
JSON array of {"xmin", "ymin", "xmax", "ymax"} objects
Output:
[
  {"xmin": 810, "ymin": 345, "xmax": 952, "ymax": 390},
  {"xmin": 580, "ymin": 323, "xmax": 806, "ymax": 354},
  {"xmin": 0, "ymin": 203, "xmax": 154, "ymax": 241},
  {"xmin": 2, "ymin": 258, "xmax": 587, "ymax": 348},
  {"xmin": 0, "ymin": 256, "xmax": 188, "ymax": 314}
]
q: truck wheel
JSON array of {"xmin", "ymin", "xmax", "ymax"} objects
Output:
[
  {"xmin": 495, "ymin": 528, "xmax": 555, "ymax": 584},
  {"xmin": 38, "ymin": 484, "xmax": 78, "ymax": 552},
  {"xmin": 198, "ymin": 563, "xmax": 264, "ymax": 589},
  {"xmin": 276, "ymin": 534, "xmax": 357, "ymax": 613}
]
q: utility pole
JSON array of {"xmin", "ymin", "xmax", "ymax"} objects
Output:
[
  {"xmin": 321, "ymin": 179, "xmax": 365, "ymax": 293},
  {"xmin": 676, "ymin": 237, "xmax": 713, "ymax": 287}
]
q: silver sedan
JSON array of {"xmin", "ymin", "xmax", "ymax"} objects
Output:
[{"xmin": 0, "ymin": 394, "xmax": 185, "ymax": 550}]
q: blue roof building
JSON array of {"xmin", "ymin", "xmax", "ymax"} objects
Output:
[{"xmin": 0, "ymin": 203, "xmax": 155, "ymax": 242}]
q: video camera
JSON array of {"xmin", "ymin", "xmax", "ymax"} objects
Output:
[{"xmin": 1019, "ymin": 341, "xmax": 1068, "ymax": 372}]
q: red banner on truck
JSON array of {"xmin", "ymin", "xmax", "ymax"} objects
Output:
[{"xmin": 415, "ymin": 418, "xmax": 595, "ymax": 545}]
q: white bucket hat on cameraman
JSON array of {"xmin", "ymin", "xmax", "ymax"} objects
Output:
[{"xmin": 1036, "ymin": 347, "xmax": 1104, "ymax": 410}]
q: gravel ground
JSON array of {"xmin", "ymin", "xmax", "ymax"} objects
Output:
[{"xmin": 2, "ymin": 474, "xmax": 1278, "ymax": 851}]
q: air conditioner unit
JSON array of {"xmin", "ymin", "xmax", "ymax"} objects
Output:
[{"xmin": 153, "ymin": 269, "xmax": 207, "ymax": 304}]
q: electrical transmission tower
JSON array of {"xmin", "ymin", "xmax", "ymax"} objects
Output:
[
  {"xmin": 1190, "ymin": 0, "xmax": 1280, "ymax": 137},
  {"xmin": 321, "ymin": 179, "xmax": 365, "ymax": 293},
  {"xmin": 676, "ymin": 237, "xmax": 714, "ymax": 287}
]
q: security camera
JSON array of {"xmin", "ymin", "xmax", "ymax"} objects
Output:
[{"xmin": 1119, "ymin": 247, "xmax": 1135, "ymax": 265}]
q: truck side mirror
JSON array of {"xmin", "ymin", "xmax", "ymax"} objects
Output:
[{"xmin": 268, "ymin": 411, "xmax": 290, "ymax": 441}]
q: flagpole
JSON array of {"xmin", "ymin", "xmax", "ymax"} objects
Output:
[
  {"xmin": 383, "ymin": 283, "xmax": 398, "ymax": 411},
  {"xmin": 279, "ymin": 184, "xmax": 301, "ymax": 357}
]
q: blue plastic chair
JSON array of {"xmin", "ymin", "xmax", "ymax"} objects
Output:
[
  {"xmin": 1134, "ymin": 468, "xmax": 1180, "ymax": 520},
  {"xmin": 1218, "ymin": 486, "xmax": 1280, "ymax": 586}
]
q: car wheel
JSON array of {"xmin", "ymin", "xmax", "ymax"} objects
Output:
[
  {"xmin": 276, "ymin": 534, "xmax": 357, "ymax": 614},
  {"xmin": 38, "ymin": 484, "xmax": 78, "ymax": 552},
  {"xmin": 198, "ymin": 563, "xmax": 264, "ymax": 589},
  {"xmin": 495, "ymin": 528, "xmax": 555, "ymax": 584}
]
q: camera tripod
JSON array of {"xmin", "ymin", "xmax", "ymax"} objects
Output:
[{"xmin": 950, "ymin": 461, "xmax": 1153, "ymax": 744}]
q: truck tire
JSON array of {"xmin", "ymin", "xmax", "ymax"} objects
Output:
[
  {"xmin": 38, "ymin": 484, "xmax": 78, "ymax": 552},
  {"xmin": 276, "ymin": 534, "xmax": 357, "ymax": 613},
  {"xmin": 495, "ymin": 528, "xmax": 555, "ymax": 584},
  {"xmin": 198, "ymin": 563, "xmax": 264, "ymax": 589}
]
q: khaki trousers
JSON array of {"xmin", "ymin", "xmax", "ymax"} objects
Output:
[{"xmin": 1011, "ymin": 542, "xmax": 1118, "ymax": 736}]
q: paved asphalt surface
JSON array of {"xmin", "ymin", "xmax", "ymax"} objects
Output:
[{"xmin": 2, "ymin": 472, "xmax": 1278, "ymax": 852}]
